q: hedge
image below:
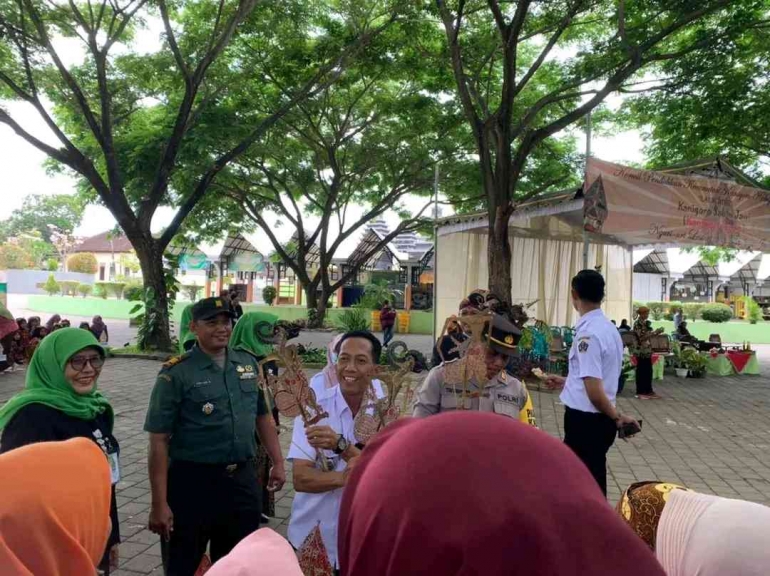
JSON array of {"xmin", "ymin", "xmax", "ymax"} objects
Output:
[
  {"xmin": 59, "ymin": 280, "xmax": 80, "ymax": 297},
  {"xmin": 701, "ymin": 303, "xmax": 733, "ymax": 323}
]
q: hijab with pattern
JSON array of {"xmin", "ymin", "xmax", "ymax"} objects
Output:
[
  {"xmin": 339, "ymin": 412, "xmax": 665, "ymax": 576},
  {"xmin": 321, "ymin": 334, "xmax": 344, "ymax": 389},
  {"xmin": 207, "ymin": 528, "xmax": 303, "ymax": 576},
  {"xmin": 229, "ymin": 312, "xmax": 279, "ymax": 359},
  {"xmin": 0, "ymin": 437, "xmax": 112, "ymax": 575},
  {"xmin": 0, "ymin": 328, "xmax": 112, "ymax": 430}
]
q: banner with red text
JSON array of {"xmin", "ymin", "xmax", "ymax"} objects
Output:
[{"xmin": 583, "ymin": 158, "xmax": 770, "ymax": 250}]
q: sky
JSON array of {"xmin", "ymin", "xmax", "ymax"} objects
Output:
[{"xmin": 0, "ymin": 18, "xmax": 647, "ymax": 256}]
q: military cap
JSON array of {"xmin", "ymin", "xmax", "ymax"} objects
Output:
[
  {"xmin": 191, "ymin": 297, "xmax": 235, "ymax": 321},
  {"xmin": 484, "ymin": 313, "xmax": 521, "ymax": 356}
]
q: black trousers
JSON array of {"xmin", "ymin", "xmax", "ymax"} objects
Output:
[
  {"xmin": 563, "ymin": 407, "xmax": 617, "ymax": 496},
  {"xmin": 635, "ymin": 356, "xmax": 654, "ymax": 396},
  {"xmin": 161, "ymin": 459, "xmax": 262, "ymax": 576}
]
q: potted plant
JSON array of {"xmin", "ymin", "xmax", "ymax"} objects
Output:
[
  {"xmin": 682, "ymin": 348, "xmax": 707, "ymax": 378},
  {"xmin": 671, "ymin": 343, "xmax": 689, "ymax": 378}
]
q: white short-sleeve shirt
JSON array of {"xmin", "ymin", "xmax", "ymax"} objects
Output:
[
  {"xmin": 560, "ymin": 308, "xmax": 623, "ymax": 413},
  {"xmin": 287, "ymin": 380, "xmax": 384, "ymax": 568}
]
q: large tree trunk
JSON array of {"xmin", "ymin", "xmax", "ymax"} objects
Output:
[
  {"xmin": 304, "ymin": 284, "xmax": 330, "ymax": 328},
  {"xmin": 134, "ymin": 238, "xmax": 173, "ymax": 351},
  {"xmin": 487, "ymin": 206, "xmax": 513, "ymax": 303}
]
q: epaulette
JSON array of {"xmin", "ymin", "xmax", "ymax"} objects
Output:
[{"xmin": 162, "ymin": 352, "xmax": 190, "ymax": 369}]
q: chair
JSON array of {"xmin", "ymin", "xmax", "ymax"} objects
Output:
[
  {"xmin": 621, "ymin": 332, "xmax": 638, "ymax": 350},
  {"xmin": 709, "ymin": 334, "xmax": 722, "ymax": 345},
  {"xmin": 547, "ymin": 335, "xmax": 568, "ymax": 375},
  {"xmin": 650, "ymin": 334, "xmax": 672, "ymax": 356}
]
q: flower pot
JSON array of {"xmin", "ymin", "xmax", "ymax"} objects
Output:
[{"xmin": 675, "ymin": 368, "xmax": 689, "ymax": 378}]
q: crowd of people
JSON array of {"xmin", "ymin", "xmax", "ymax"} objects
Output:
[
  {"xmin": 1, "ymin": 277, "xmax": 770, "ymax": 576},
  {"xmin": 0, "ymin": 305, "xmax": 110, "ymax": 376}
]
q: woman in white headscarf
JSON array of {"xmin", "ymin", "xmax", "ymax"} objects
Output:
[{"xmin": 618, "ymin": 481, "xmax": 770, "ymax": 575}]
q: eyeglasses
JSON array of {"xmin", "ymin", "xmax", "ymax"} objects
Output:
[{"xmin": 69, "ymin": 355, "xmax": 105, "ymax": 371}]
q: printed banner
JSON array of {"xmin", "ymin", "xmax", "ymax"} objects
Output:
[
  {"xmin": 583, "ymin": 158, "xmax": 770, "ymax": 250},
  {"xmin": 178, "ymin": 253, "xmax": 210, "ymax": 271},
  {"xmin": 229, "ymin": 252, "xmax": 265, "ymax": 273}
]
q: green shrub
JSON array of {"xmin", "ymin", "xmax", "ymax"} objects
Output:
[
  {"xmin": 647, "ymin": 301, "xmax": 666, "ymax": 321},
  {"xmin": 701, "ymin": 303, "xmax": 733, "ymax": 323},
  {"xmin": 42, "ymin": 273, "xmax": 60, "ymax": 296},
  {"xmin": 59, "ymin": 280, "xmax": 80, "ymax": 296},
  {"xmin": 124, "ymin": 283, "xmax": 144, "ymax": 301},
  {"xmin": 262, "ymin": 286, "xmax": 277, "ymax": 306},
  {"xmin": 663, "ymin": 301, "xmax": 683, "ymax": 321},
  {"xmin": 77, "ymin": 283, "xmax": 92, "ymax": 298},
  {"xmin": 682, "ymin": 302, "xmax": 704, "ymax": 321},
  {"xmin": 46, "ymin": 258, "xmax": 59, "ymax": 271},
  {"xmin": 335, "ymin": 308, "xmax": 370, "ymax": 332},
  {"xmin": 96, "ymin": 281, "xmax": 126, "ymax": 299},
  {"xmin": 66, "ymin": 252, "xmax": 98, "ymax": 274},
  {"xmin": 743, "ymin": 297, "xmax": 762, "ymax": 325},
  {"xmin": 93, "ymin": 283, "xmax": 108, "ymax": 299}
]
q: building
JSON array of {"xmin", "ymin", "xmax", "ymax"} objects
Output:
[{"xmin": 69, "ymin": 231, "xmax": 137, "ymax": 282}]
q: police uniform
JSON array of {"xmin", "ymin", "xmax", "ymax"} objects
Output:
[
  {"xmin": 144, "ymin": 298, "xmax": 270, "ymax": 575},
  {"xmin": 560, "ymin": 308, "xmax": 623, "ymax": 496},
  {"xmin": 413, "ymin": 314, "xmax": 533, "ymax": 424}
]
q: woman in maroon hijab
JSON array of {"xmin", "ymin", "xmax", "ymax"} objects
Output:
[{"xmin": 338, "ymin": 412, "xmax": 665, "ymax": 576}]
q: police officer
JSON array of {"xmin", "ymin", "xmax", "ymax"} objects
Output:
[
  {"xmin": 144, "ymin": 297, "xmax": 285, "ymax": 576},
  {"xmin": 545, "ymin": 270, "xmax": 640, "ymax": 496},
  {"xmin": 413, "ymin": 313, "xmax": 531, "ymax": 422}
]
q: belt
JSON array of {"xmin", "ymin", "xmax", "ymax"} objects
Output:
[{"xmin": 172, "ymin": 459, "xmax": 253, "ymax": 474}]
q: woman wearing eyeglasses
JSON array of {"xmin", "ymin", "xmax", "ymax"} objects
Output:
[{"xmin": 0, "ymin": 327, "xmax": 120, "ymax": 574}]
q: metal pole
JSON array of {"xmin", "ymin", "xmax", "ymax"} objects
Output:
[
  {"xmin": 582, "ymin": 111, "xmax": 592, "ymax": 270},
  {"xmin": 432, "ymin": 163, "xmax": 439, "ymax": 342}
]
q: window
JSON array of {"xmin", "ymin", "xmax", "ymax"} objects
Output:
[{"xmin": 99, "ymin": 264, "xmax": 106, "ymax": 281}]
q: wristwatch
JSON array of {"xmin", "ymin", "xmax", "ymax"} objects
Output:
[{"xmin": 333, "ymin": 434, "xmax": 349, "ymax": 455}]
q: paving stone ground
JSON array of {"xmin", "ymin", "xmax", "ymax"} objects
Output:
[{"xmin": 1, "ymin": 351, "xmax": 769, "ymax": 574}]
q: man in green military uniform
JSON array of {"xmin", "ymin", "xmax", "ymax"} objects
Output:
[{"xmin": 144, "ymin": 297, "xmax": 285, "ymax": 576}]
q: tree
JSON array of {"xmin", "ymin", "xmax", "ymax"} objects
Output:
[
  {"xmin": 225, "ymin": 31, "xmax": 454, "ymax": 326},
  {"xmin": 622, "ymin": 14, "xmax": 770, "ymax": 186},
  {"xmin": 0, "ymin": 194, "xmax": 84, "ymax": 242},
  {"xmin": 67, "ymin": 253, "xmax": 99, "ymax": 274},
  {"xmin": 42, "ymin": 273, "xmax": 60, "ymax": 296},
  {"xmin": 0, "ymin": 0, "xmax": 409, "ymax": 350},
  {"xmin": 0, "ymin": 242, "xmax": 36, "ymax": 269},
  {"xmin": 433, "ymin": 0, "xmax": 762, "ymax": 301}
]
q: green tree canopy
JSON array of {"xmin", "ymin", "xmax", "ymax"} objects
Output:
[{"xmin": 0, "ymin": 194, "xmax": 85, "ymax": 242}]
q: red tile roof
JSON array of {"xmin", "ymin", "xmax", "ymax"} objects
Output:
[{"xmin": 72, "ymin": 231, "xmax": 134, "ymax": 253}]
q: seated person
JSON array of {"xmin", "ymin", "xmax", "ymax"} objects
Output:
[
  {"xmin": 618, "ymin": 319, "xmax": 631, "ymax": 333},
  {"xmin": 676, "ymin": 321, "xmax": 697, "ymax": 344}
]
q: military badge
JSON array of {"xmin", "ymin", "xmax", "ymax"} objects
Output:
[
  {"xmin": 236, "ymin": 365, "xmax": 245, "ymax": 373},
  {"xmin": 202, "ymin": 402, "xmax": 214, "ymax": 415},
  {"xmin": 578, "ymin": 340, "xmax": 589, "ymax": 353}
]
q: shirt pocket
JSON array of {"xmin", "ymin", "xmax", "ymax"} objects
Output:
[
  {"xmin": 493, "ymin": 400, "xmax": 518, "ymax": 418},
  {"xmin": 239, "ymin": 377, "xmax": 260, "ymax": 413},
  {"xmin": 440, "ymin": 387, "xmax": 458, "ymax": 410},
  {"xmin": 189, "ymin": 382, "xmax": 227, "ymax": 403}
]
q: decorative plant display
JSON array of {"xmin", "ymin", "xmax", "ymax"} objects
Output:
[{"xmin": 681, "ymin": 348, "xmax": 707, "ymax": 378}]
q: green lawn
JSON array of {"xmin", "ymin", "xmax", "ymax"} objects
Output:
[
  {"xmin": 651, "ymin": 319, "xmax": 770, "ymax": 344},
  {"xmin": 24, "ymin": 296, "xmax": 434, "ymax": 334}
]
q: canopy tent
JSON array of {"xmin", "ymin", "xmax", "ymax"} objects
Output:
[{"xmin": 435, "ymin": 189, "xmax": 633, "ymax": 332}]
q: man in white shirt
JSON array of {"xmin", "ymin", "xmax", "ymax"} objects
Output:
[
  {"xmin": 287, "ymin": 331, "xmax": 385, "ymax": 570},
  {"xmin": 546, "ymin": 270, "xmax": 640, "ymax": 495}
]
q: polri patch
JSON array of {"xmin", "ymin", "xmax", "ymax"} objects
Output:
[{"xmin": 578, "ymin": 340, "xmax": 589, "ymax": 353}]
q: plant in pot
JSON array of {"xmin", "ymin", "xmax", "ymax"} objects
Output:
[
  {"xmin": 671, "ymin": 343, "xmax": 689, "ymax": 378},
  {"xmin": 681, "ymin": 348, "xmax": 707, "ymax": 378}
]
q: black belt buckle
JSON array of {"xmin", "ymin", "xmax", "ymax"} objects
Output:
[{"xmin": 225, "ymin": 463, "xmax": 238, "ymax": 474}]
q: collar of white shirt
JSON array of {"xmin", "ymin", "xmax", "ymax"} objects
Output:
[{"xmin": 576, "ymin": 308, "xmax": 604, "ymax": 331}]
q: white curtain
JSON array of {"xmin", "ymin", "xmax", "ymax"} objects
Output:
[{"xmin": 436, "ymin": 231, "xmax": 632, "ymax": 330}]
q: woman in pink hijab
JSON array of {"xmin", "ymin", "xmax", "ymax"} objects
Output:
[
  {"xmin": 207, "ymin": 529, "xmax": 302, "ymax": 576},
  {"xmin": 338, "ymin": 412, "xmax": 666, "ymax": 576}
]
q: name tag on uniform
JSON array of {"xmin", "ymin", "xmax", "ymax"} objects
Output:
[
  {"xmin": 239, "ymin": 372, "xmax": 256, "ymax": 380},
  {"xmin": 108, "ymin": 451, "xmax": 121, "ymax": 484},
  {"xmin": 494, "ymin": 400, "xmax": 518, "ymax": 418}
]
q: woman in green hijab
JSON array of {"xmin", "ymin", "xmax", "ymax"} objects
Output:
[
  {"xmin": 178, "ymin": 303, "xmax": 196, "ymax": 353},
  {"xmin": 229, "ymin": 311, "xmax": 280, "ymax": 522},
  {"xmin": 0, "ymin": 327, "xmax": 121, "ymax": 572}
]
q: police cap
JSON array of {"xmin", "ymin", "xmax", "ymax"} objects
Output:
[
  {"xmin": 484, "ymin": 313, "xmax": 521, "ymax": 357},
  {"xmin": 191, "ymin": 297, "xmax": 235, "ymax": 321}
]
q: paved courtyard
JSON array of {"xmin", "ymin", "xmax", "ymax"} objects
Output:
[{"xmin": 1, "ymin": 353, "xmax": 769, "ymax": 574}]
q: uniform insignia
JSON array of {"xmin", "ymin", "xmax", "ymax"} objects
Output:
[
  {"xmin": 236, "ymin": 365, "xmax": 244, "ymax": 373},
  {"xmin": 202, "ymin": 402, "xmax": 214, "ymax": 415},
  {"xmin": 162, "ymin": 353, "xmax": 189, "ymax": 369},
  {"xmin": 504, "ymin": 335, "xmax": 514, "ymax": 344},
  {"xmin": 244, "ymin": 364, "xmax": 254, "ymax": 372},
  {"xmin": 578, "ymin": 341, "xmax": 589, "ymax": 353},
  {"xmin": 215, "ymin": 299, "xmax": 223, "ymax": 307},
  {"xmin": 158, "ymin": 374, "xmax": 172, "ymax": 382}
]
